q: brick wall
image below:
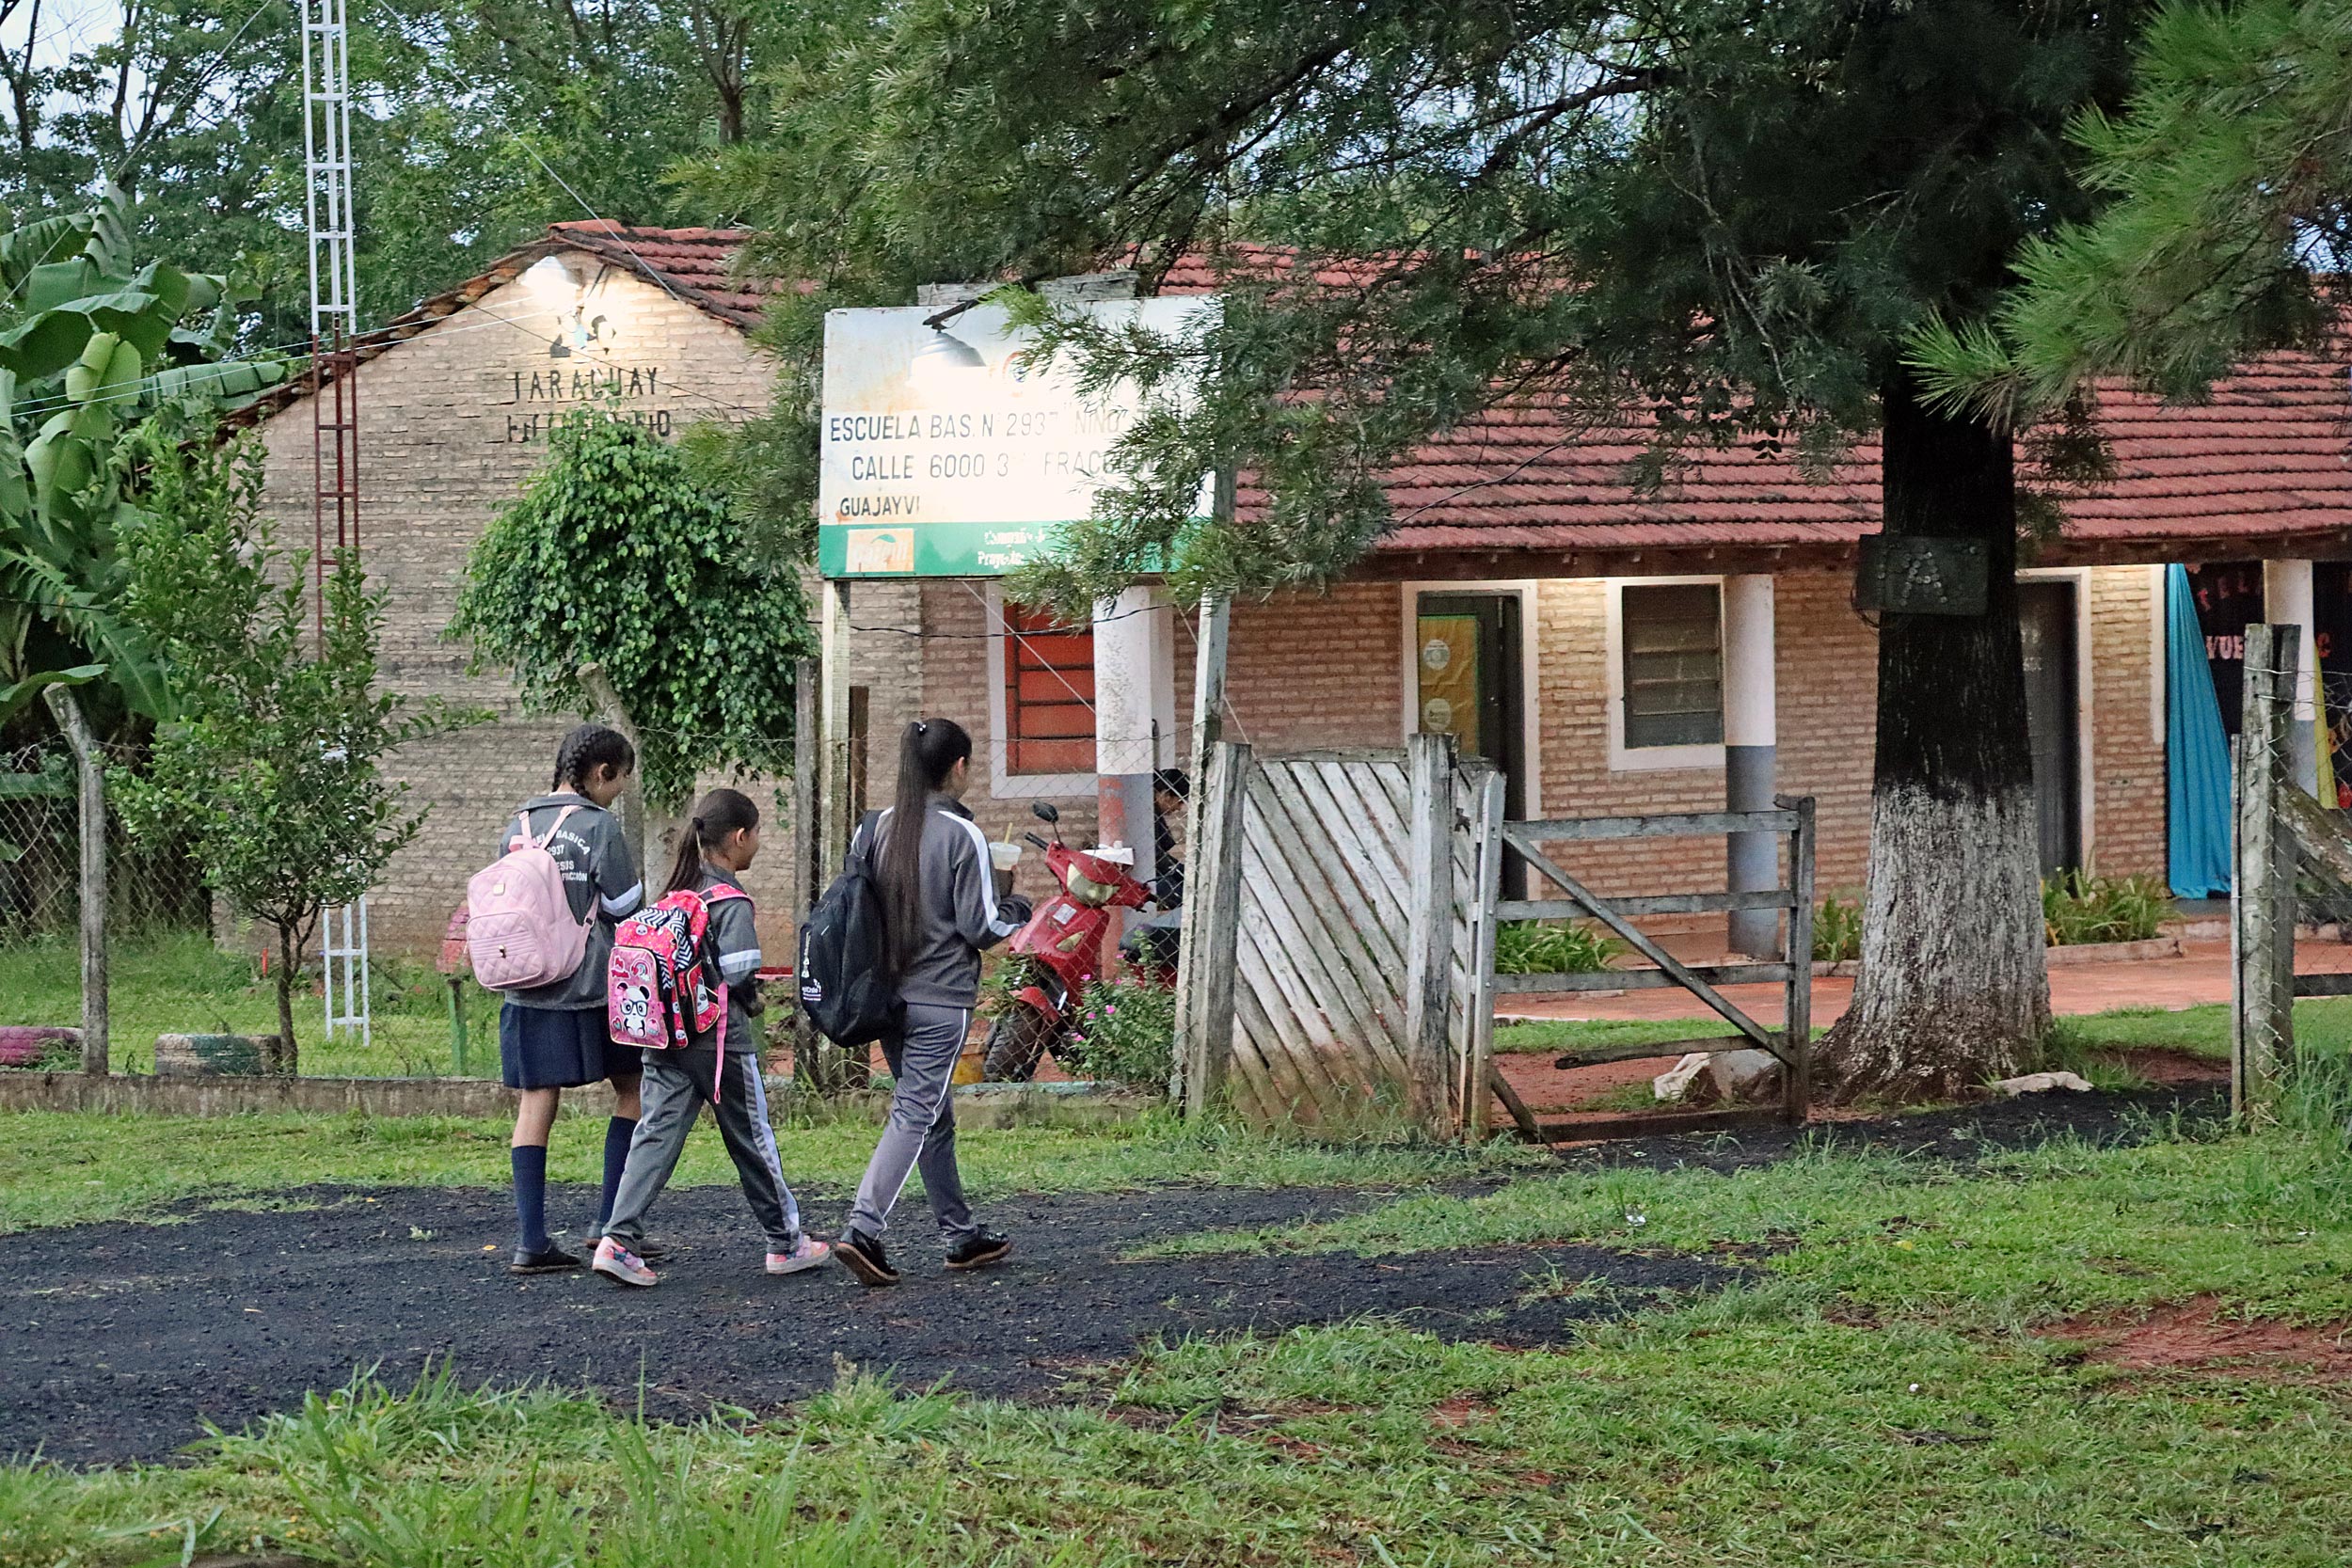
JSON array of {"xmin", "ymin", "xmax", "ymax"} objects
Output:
[
  {"xmin": 254, "ymin": 261, "xmax": 796, "ymax": 954},
  {"xmin": 2081, "ymin": 565, "xmax": 2168, "ymax": 877},
  {"xmin": 1154, "ymin": 568, "xmax": 2167, "ymax": 933}
]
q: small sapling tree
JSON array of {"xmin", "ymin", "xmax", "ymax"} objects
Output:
[
  {"xmin": 114, "ymin": 429, "xmax": 484, "ymax": 1071},
  {"xmin": 449, "ymin": 408, "xmax": 812, "ymax": 844}
]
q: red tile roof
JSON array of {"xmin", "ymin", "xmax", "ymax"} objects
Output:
[
  {"xmin": 544, "ymin": 221, "xmax": 773, "ymax": 325},
  {"xmin": 1349, "ymin": 346, "xmax": 2352, "ymax": 565},
  {"xmin": 1159, "ymin": 244, "xmax": 2352, "ymax": 562}
]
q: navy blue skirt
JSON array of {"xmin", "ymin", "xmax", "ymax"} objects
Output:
[{"xmin": 499, "ymin": 1004, "xmax": 638, "ymax": 1090}]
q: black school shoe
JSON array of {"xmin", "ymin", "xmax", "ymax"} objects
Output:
[
  {"xmin": 834, "ymin": 1228, "xmax": 900, "ymax": 1288},
  {"xmin": 509, "ymin": 1243, "xmax": 583, "ymax": 1275},
  {"xmin": 945, "ymin": 1228, "xmax": 1012, "ymax": 1272}
]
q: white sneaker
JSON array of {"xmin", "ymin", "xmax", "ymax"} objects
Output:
[
  {"xmin": 593, "ymin": 1236, "xmax": 657, "ymax": 1287},
  {"xmin": 766, "ymin": 1235, "xmax": 833, "ymax": 1276}
]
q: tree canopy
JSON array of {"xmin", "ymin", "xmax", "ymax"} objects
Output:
[
  {"xmin": 449, "ymin": 408, "xmax": 813, "ymax": 813},
  {"xmin": 114, "ymin": 426, "xmax": 485, "ymax": 1071},
  {"xmin": 5, "ymin": 0, "xmax": 781, "ymax": 343},
  {"xmin": 0, "ymin": 190, "xmax": 288, "ymax": 734},
  {"xmin": 1913, "ymin": 0, "xmax": 2352, "ymax": 422},
  {"xmin": 715, "ymin": 0, "xmax": 2156, "ymax": 1098},
  {"xmin": 715, "ymin": 0, "xmax": 2146, "ymax": 596}
]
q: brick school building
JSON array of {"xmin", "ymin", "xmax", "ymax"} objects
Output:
[{"xmin": 249, "ymin": 224, "xmax": 2352, "ymax": 957}]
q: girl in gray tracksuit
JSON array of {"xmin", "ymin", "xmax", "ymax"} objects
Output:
[
  {"xmin": 593, "ymin": 788, "xmax": 830, "ymax": 1288},
  {"xmin": 834, "ymin": 718, "xmax": 1028, "ymax": 1288}
]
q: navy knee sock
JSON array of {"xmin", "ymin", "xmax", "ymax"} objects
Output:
[
  {"xmin": 595, "ymin": 1116, "xmax": 637, "ymax": 1234},
  {"xmin": 510, "ymin": 1145, "xmax": 549, "ymax": 1254}
]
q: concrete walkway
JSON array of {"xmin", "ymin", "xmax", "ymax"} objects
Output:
[{"xmin": 1499, "ymin": 936, "xmax": 2352, "ymax": 1026}]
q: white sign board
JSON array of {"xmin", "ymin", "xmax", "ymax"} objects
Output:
[{"xmin": 818, "ymin": 295, "xmax": 1211, "ymax": 577}]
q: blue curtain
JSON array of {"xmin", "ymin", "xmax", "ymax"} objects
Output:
[{"xmin": 2167, "ymin": 563, "xmax": 2233, "ymax": 896}]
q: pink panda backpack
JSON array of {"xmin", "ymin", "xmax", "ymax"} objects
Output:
[{"xmin": 607, "ymin": 883, "xmax": 748, "ymax": 1097}]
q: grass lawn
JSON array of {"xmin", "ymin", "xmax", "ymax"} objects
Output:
[
  {"xmin": 13, "ymin": 969, "xmax": 2352, "ymax": 1561},
  {"xmin": 1501, "ymin": 998, "xmax": 2352, "ymax": 1073},
  {"xmin": 9, "ymin": 1100, "xmax": 2352, "ymax": 1564},
  {"xmin": 0, "ymin": 931, "xmax": 508, "ymax": 1079}
]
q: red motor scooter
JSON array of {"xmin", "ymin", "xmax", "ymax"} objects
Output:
[{"xmin": 982, "ymin": 800, "xmax": 1171, "ymax": 1082}]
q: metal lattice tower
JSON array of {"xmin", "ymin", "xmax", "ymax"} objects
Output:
[
  {"xmin": 301, "ymin": 0, "xmax": 359, "ymax": 626},
  {"xmin": 302, "ymin": 0, "xmax": 372, "ymax": 1036}
]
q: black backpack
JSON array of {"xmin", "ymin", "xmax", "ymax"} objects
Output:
[{"xmin": 798, "ymin": 813, "xmax": 898, "ymax": 1046}]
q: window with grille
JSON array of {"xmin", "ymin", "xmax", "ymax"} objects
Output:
[
  {"xmin": 1621, "ymin": 583, "xmax": 1724, "ymax": 748},
  {"xmin": 1001, "ymin": 603, "xmax": 1095, "ymax": 774}
]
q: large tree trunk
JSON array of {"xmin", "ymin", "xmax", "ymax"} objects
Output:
[{"xmin": 1817, "ymin": 372, "xmax": 2049, "ymax": 1101}]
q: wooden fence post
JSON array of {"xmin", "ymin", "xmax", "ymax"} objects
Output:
[
  {"xmin": 1180, "ymin": 739, "xmax": 1250, "ymax": 1117},
  {"xmin": 1464, "ymin": 768, "xmax": 1506, "ymax": 1139},
  {"xmin": 43, "ymin": 688, "xmax": 105, "ymax": 1077},
  {"xmin": 1780, "ymin": 793, "xmax": 1816, "ymax": 1122},
  {"xmin": 784, "ymin": 656, "xmax": 820, "ymax": 1080},
  {"xmin": 1402, "ymin": 732, "xmax": 1455, "ymax": 1136},
  {"xmin": 1169, "ymin": 590, "xmax": 1232, "ymax": 1106},
  {"xmin": 2233, "ymin": 623, "xmax": 2296, "ymax": 1122},
  {"xmin": 788, "ymin": 657, "xmax": 818, "ymax": 925}
]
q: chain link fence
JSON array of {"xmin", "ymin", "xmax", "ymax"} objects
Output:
[{"xmin": 0, "ymin": 740, "xmax": 211, "ymax": 950}]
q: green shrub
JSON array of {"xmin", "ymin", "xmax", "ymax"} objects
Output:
[
  {"xmin": 1491, "ymin": 919, "xmax": 1619, "ymax": 975},
  {"xmin": 1059, "ymin": 974, "xmax": 1174, "ymax": 1088},
  {"xmin": 1813, "ymin": 894, "xmax": 1863, "ymax": 963},
  {"xmin": 2042, "ymin": 871, "xmax": 2172, "ymax": 946}
]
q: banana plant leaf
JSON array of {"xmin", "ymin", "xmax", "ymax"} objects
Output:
[
  {"xmin": 0, "ymin": 216, "xmax": 88, "ymax": 285},
  {"xmin": 0, "ymin": 311, "xmax": 95, "ymax": 382},
  {"xmin": 0, "ymin": 663, "xmax": 103, "ymax": 729},
  {"xmin": 18, "ymin": 258, "xmax": 102, "ymax": 315}
]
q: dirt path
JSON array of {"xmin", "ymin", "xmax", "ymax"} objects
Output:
[
  {"xmin": 0, "ymin": 1086, "xmax": 2215, "ymax": 1469},
  {"xmin": 1500, "ymin": 937, "xmax": 2352, "ymax": 1027},
  {"xmin": 0, "ymin": 1183, "xmax": 1734, "ymax": 1467}
]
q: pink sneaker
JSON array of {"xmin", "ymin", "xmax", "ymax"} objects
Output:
[
  {"xmin": 766, "ymin": 1236, "xmax": 833, "ymax": 1276},
  {"xmin": 593, "ymin": 1237, "xmax": 657, "ymax": 1287}
]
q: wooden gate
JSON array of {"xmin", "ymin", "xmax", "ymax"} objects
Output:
[
  {"xmin": 2231, "ymin": 621, "xmax": 2352, "ymax": 1121},
  {"xmin": 1177, "ymin": 736, "xmax": 1477, "ymax": 1132},
  {"xmin": 1460, "ymin": 797, "xmax": 1818, "ymax": 1140}
]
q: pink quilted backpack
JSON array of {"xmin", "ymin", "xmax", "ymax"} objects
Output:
[{"xmin": 466, "ymin": 804, "xmax": 593, "ymax": 991}]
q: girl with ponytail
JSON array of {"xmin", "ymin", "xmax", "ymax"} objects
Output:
[
  {"xmin": 594, "ymin": 788, "xmax": 831, "ymax": 1288},
  {"xmin": 834, "ymin": 719, "xmax": 1027, "ymax": 1288},
  {"xmin": 491, "ymin": 724, "xmax": 643, "ymax": 1275}
]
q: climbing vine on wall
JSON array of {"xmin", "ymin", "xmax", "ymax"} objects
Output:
[{"xmin": 449, "ymin": 409, "xmax": 813, "ymax": 810}]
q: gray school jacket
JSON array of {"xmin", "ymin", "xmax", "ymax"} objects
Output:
[{"xmin": 852, "ymin": 794, "xmax": 1020, "ymax": 1009}]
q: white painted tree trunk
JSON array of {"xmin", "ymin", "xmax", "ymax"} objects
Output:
[
  {"xmin": 1830, "ymin": 781, "xmax": 2049, "ymax": 1096},
  {"xmin": 1819, "ymin": 372, "xmax": 2051, "ymax": 1101}
]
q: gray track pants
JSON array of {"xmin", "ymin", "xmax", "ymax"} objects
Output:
[
  {"xmin": 604, "ymin": 1045, "xmax": 803, "ymax": 1253},
  {"xmin": 845, "ymin": 1003, "xmax": 977, "ymax": 1243}
]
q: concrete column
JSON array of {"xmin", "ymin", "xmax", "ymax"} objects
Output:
[
  {"xmin": 2264, "ymin": 559, "xmax": 2322, "ymax": 795},
  {"xmin": 1723, "ymin": 574, "xmax": 1779, "ymax": 957},
  {"xmin": 1094, "ymin": 586, "xmax": 1177, "ymax": 931}
]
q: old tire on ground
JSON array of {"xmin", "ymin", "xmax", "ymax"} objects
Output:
[{"xmin": 982, "ymin": 1006, "xmax": 1057, "ymax": 1082}]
